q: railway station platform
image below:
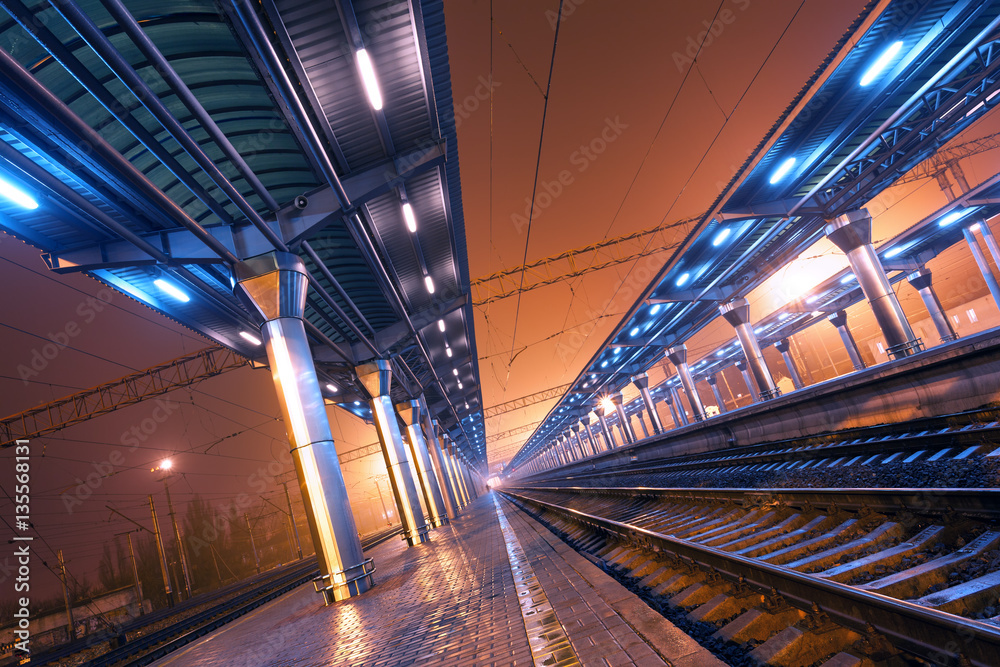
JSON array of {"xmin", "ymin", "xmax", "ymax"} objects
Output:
[{"xmin": 149, "ymin": 494, "xmax": 723, "ymax": 667}]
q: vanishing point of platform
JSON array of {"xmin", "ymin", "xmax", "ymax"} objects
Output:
[{"xmin": 150, "ymin": 494, "xmax": 722, "ymax": 667}]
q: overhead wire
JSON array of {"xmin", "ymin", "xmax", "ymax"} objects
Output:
[{"xmin": 506, "ymin": 0, "xmax": 566, "ymax": 372}]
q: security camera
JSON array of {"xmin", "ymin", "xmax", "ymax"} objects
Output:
[{"xmin": 294, "ymin": 195, "xmax": 309, "ymax": 210}]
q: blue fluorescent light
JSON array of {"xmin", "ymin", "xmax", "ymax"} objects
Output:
[
  {"xmin": 841, "ymin": 273, "xmax": 856, "ymax": 284},
  {"xmin": 600, "ymin": 360, "xmax": 608, "ymax": 368},
  {"xmin": 860, "ymin": 41, "xmax": 903, "ymax": 86},
  {"xmin": 675, "ymin": 272, "xmax": 690, "ymax": 287},
  {"xmin": 650, "ymin": 304, "xmax": 661, "ymax": 315},
  {"xmin": 884, "ymin": 246, "xmax": 904, "ymax": 258},
  {"xmin": 712, "ymin": 227, "xmax": 731, "ymax": 246},
  {"xmin": 153, "ymin": 278, "xmax": 190, "ymax": 302},
  {"xmin": 938, "ymin": 208, "xmax": 973, "ymax": 227},
  {"xmin": 613, "ymin": 347, "xmax": 621, "ymax": 354},
  {"xmin": 629, "ymin": 326, "xmax": 640, "ymax": 337},
  {"xmin": 0, "ymin": 175, "xmax": 39, "ymax": 209},
  {"xmin": 769, "ymin": 157, "xmax": 796, "ymax": 184}
]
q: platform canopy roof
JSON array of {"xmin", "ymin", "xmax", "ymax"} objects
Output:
[
  {"xmin": 510, "ymin": 0, "xmax": 1000, "ymax": 471},
  {"xmin": 0, "ymin": 0, "xmax": 486, "ymax": 465}
]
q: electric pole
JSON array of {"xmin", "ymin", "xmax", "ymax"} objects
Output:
[
  {"xmin": 282, "ymin": 482, "xmax": 302, "ymax": 559},
  {"xmin": 57, "ymin": 549, "xmax": 75, "ymax": 641},
  {"xmin": 245, "ymin": 514, "xmax": 261, "ymax": 574},
  {"xmin": 163, "ymin": 479, "xmax": 193, "ymax": 598},
  {"xmin": 148, "ymin": 495, "xmax": 174, "ymax": 607},
  {"xmin": 116, "ymin": 531, "xmax": 144, "ymax": 615}
]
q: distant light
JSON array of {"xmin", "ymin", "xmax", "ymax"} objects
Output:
[
  {"xmin": 402, "ymin": 202, "xmax": 417, "ymax": 233},
  {"xmin": 779, "ymin": 313, "xmax": 791, "ymax": 320},
  {"xmin": 161, "ymin": 458, "xmax": 172, "ymax": 470},
  {"xmin": 971, "ymin": 222, "xmax": 982, "ymax": 232},
  {"xmin": 239, "ymin": 331, "xmax": 262, "ymax": 346},
  {"xmin": 326, "ymin": 383, "xmax": 338, "ymax": 393},
  {"xmin": 841, "ymin": 273, "xmax": 856, "ymax": 284},
  {"xmin": 452, "ymin": 368, "xmax": 459, "ymax": 376},
  {"xmin": 769, "ymin": 157, "xmax": 796, "ymax": 184},
  {"xmin": 613, "ymin": 347, "xmax": 621, "ymax": 354},
  {"xmin": 629, "ymin": 326, "xmax": 640, "ymax": 337},
  {"xmin": 445, "ymin": 346, "xmax": 453, "ymax": 358},
  {"xmin": 465, "ymin": 402, "xmax": 470, "ymax": 409},
  {"xmin": 811, "ymin": 310, "xmax": 823, "ymax": 317},
  {"xmin": 938, "ymin": 209, "xmax": 972, "ymax": 227},
  {"xmin": 600, "ymin": 360, "xmax": 608, "ymax": 368},
  {"xmin": 154, "ymin": 278, "xmax": 190, "ymax": 302},
  {"xmin": 424, "ymin": 275, "xmax": 435, "ymax": 293},
  {"xmin": 355, "ymin": 49, "xmax": 383, "ymax": 110},
  {"xmin": 712, "ymin": 227, "xmax": 731, "ymax": 246},
  {"xmin": 457, "ymin": 381, "xmax": 463, "ymax": 389},
  {"xmin": 650, "ymin": 304, "xmax": 661, "ymax": 315},
  {"xmin": 884, "ymin": 246, "xmax": 904, "ymax": 258},
  {"xmin": 437, "ymin": 319, "xmax": 446, "ymax": 332},
  {"xmin": 860, "ymin": 41, "xmax": 903, "ymax": 86},
  {"xmin": 716, "ymin": 349, "xmax": 725, "ymax": 357},
  {"xmin": 354, "ymin": 401, "xmax": 361, "ymax": 406},
  {"xmin": 676, "ymin": 272, "xmax": 690, "ymax": 287},
  {"xmin": 0, "ymin": 175, "xmax": 39, "ymax": 209},
  {"xmin": 805, "ymin": 294, "xmax": 821, "ymax": 304}
]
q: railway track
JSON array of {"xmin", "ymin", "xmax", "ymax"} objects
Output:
[
  {"xmin": 500, "ymin": 487, "xmax": 1000, "ymax": 666},
  {"xmin": 532, "ymin": 407, "xmax": 1000, "ymax": 491},
  {"xmin": 19, "ymin": 526, "xmax": 401, "ymax": 667}
]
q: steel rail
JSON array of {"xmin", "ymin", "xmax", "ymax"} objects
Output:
[
  {"xmin": 505, "ymin": 486, "xmax": 1000, "ymax": 520},
  {"xmin": 503, "ymin": 490, "xmax": 1000, "ymax": 667},
  {"xmin": 533, "ymin": 423, "xmax": 1000, "ymax": 484}
]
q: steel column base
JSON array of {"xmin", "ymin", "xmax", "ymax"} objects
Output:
[
  {"xmin": 886, "ymin": 338, "xmax": 924, "ymax": 360},
  {"xmin": 403, "ymin": 525, "xmax": 432, "ymax": 546},
  {"xmin": 313, "ymin": 557, "xmax": 376, "ymax": 604},
  {"xmin": 758, "ymin": 387, "xmax": 781, "ymax": 401}
]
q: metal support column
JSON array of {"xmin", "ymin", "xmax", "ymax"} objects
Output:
[
  {"xmin": 963, "ymin": 224, "xmax": 1000, "ymax": 310},
  {"xmin": 668, "ymin": 386, "xmax": 689, "ymax": 425},
  {"xmin": 422, "ymin": 414, "xmax": 458, "ymax": 521},
  {"xmin": 609, "ymin": 392, "xmax": 635, "ymax": 444},
  {"xmin": 720, "ymin": 299, "xmax": 780, "ymax": 400},
  {"xmin": 445, "ymin": 441, "xmax": 469, "ymax": 507},
  {"xmin": 774, "ymin": 338, "xmax": 804, "ymax": 390},
  {"xmin": 596, "ymin": 407, "xmax": 615, "ymax": 450},
  {"xmin": 705, "ymin": 375, "xmax": 726, "ymax": 414},
  {"xmin": 906, "ymin": 268, "xmax": 958, "ymax": 344},
  {"xmin": 396, "ymin": 401, "xmax": 448, "ymax": 528},
  {"xmin": 826, "ymin": 209, "xmax": 921, "ymax": 359},
  {"xmin": 665, "ymin": 345, "xmax": 707, "ymax": 420},
  {"xmin": 734, "ymin": 360, "xmax": 758, "ymax": 403},
  {"xmin": 635, "ymin": 411, "xmax": 650, "ymax": 438},
  {"xmin": 631, "ymin": 373, "xmax": 662, "ymax": 433},
  {"xmin": 828, "ymin": 310, "xmax": 866, "ymax": 371},
  {"xmin": 357, "ymin": 360, "xmax": 430, "ymax": 547},
  {"xmin": 234, "ymin": 252, "xmax": 372, "ymax": 603}
]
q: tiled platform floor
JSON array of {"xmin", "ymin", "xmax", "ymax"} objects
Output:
[{"xmin": 151, "ymin": 493, "xmax": 723, "ymax": 667}]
